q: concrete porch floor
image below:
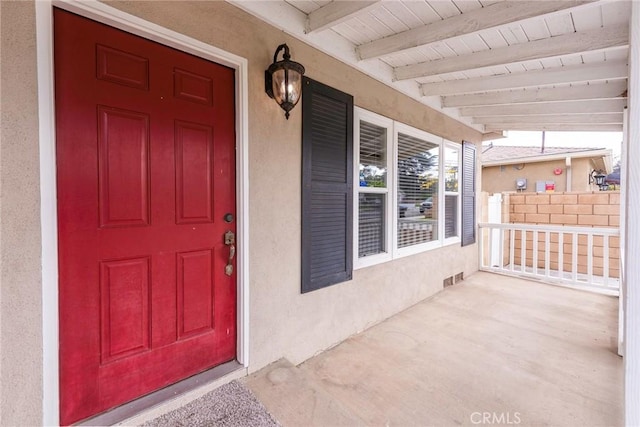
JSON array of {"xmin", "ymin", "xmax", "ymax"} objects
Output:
[{"xmin": 244, "ymin": 271, "xmax": 623, "ymax": 426}]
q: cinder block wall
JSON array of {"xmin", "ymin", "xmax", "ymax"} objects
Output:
[
  {"xmin": 510, "ymin": 192, "xmax": 620, "ymax": 227},
  {"xmin": 508, "ymin": 192, "xmax": 620, "ymax": 278}
]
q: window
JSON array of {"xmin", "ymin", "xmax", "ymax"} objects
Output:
[
  {"xmin": 396, "ymin": 127, "xmax": 440, "ymax": 251},
  {"xmin": 354, "ymin": 109, "xmax": 393, "ymax": 267},
  {"xmin": 444, "ymin": 144, "xmax": 461, "ymax": 241},
  {"xmin": 354, "ymin": 108, "xmax": 467, "ymax": 269}
]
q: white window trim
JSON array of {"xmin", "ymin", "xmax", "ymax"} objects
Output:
[
  {"xmin": 393, "ymin": 122, "xmax": 443, "ymax": 258},
  {"xmin": 354, "ymin": 109, "xmax": 464, "ymax": 268},
  {"xmin": 353, "ymin": 108, "xmax": 394, "ymax": 269},
  {"xmin": 443, "ymin": 140, "xmax": 462, "ymax": 247}
]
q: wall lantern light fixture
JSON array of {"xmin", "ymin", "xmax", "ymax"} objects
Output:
[
  {"xmin": 265, "ymin": 43, "xmax": 305, "ymax": 119},
  {"xmin": 589, "ymin": 169, "xmax": 608, "ymax": 191}
]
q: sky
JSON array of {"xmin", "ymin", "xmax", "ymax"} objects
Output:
[{"xmin": 484, "ymin": 131, "xmax": 623, "ymax": 161}]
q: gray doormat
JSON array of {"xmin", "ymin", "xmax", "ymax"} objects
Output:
[{"xmin": 140, "ymin": 380, "xmax": 280, "ymax": 427}]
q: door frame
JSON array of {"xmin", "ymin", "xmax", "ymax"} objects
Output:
[{"xmin": 35, "ymin": 1, "xmax": 250, "ymax": 424}]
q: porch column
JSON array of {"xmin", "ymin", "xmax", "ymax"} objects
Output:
[{"xmin": 625, "ymin": 2, "xmax": 640, "ymax": 425}]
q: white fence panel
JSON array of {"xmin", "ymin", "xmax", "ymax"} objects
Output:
[{"xmin": 479, "ymin": 222, "xmax": 620, "ymax": 296}]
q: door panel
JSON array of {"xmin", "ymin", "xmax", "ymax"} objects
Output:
[
  {"xmin": 175, "ymin": 121, "xmax": 215, "ymax": 224},
  {"xmin": 54, "ymin": 9, "xmax": 237, "ymax": 425},
  {"xmin": 100, "ymin": 257, "xmax": 151, "ymax": 363},
  {"xmin": 177, "ymin": 249, "xmax": 215, "ymax": 338},
  {"xmin": 97, "ymin": 106, "xmax": 151, "ymax": 227}
]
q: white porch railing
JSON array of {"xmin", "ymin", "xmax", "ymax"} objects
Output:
[{"xmin": 479, "ymin": 222, "xmax": 620, "ymax": 296}]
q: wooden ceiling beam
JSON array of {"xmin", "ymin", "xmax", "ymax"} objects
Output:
[
  {"xmin": 442, "ymin": 81, "xmax": 628, "ymax": 107},
  {"xmin": 421, "ymin": 61, "xmax": 628, "ymax": 96},
  {"xmin": 473, "ymin": 113, "xmax": 623, "ymax": 125},
  {"xmin": 306, "ymin": 1, "xmax": 380, "ymax": 34},
  {"xmin": 460, "ymin": 99, "xmax": 627, "ymax": 117},
  {"xmin": 395, "ymin": 26, "xmax": 628, "ymax": 81},
  {"xmin": 357, "ymin": 1, "xmax": 596, "ymax": 60},
  {"xmin": 485, "ymin": 124, "xmax": 623, "ymax": 132}
]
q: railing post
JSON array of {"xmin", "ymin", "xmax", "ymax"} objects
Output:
[
  {"xmin": 533, "ymin": 230, "xmax": 538, "ymax": 276},
  {"xmin": 509, "ymin": 228, "xmax": 515, "ymax": 272},
  {"xmin": 479, "ymin": 225, "xmax": 485, "ymax": 269},
  {"xmin": 521, "ymin": 229, "xmax": 527, "ymax": 274},
  {"xmin": 488, "ymin": 225, "xmax": 493, "ymax": 267},
  {"xmin": 603, "ymin": 234, "xmax": 610, "ymax": 288},
  {"xmin": 499, "ymin": 228, "xmax": 504, "ymax": 269},
  {"xmin": 587, "ymin": 234, "xmax": 594, "ymax": 285},
  {"xmin": 572, "ymin": 232, "xmax": 578, "ymax": 283},
  {"xmin": 545, "ymin": 231, "xmax": 550, "ymax": 279},
  {"xmin": 558, "ymin": 232, "xmax": 564, "ymax": 280}
]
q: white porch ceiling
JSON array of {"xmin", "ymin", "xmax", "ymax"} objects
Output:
[{"xmin": 230, "ymin": 0, "xmax": 630, "ymax": 137}]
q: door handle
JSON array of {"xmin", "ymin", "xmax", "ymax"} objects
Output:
[{"xmin": 224, "ymin": 230, "xmax": 235, "ymax": 276}]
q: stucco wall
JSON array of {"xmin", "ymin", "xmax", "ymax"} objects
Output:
[
  {"xmin": 482, "ymin": 157, "xmax": 596, "ymax": 194},
  {"xmin": 0, "ymin": 1, "xmax": 43, "ymax": 425},
  {"xmin": 106, "ymin": 0, "xmax": 482, "ymax": 370},
  {"xmin": 0, "ymin": 1, "xmax": 482, "ymax": 424}
]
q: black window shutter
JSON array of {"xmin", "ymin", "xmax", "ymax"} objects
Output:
[
  {"xmin": 461, "ymin": 141, "xmax": 476, "ymax": 247},
  {"xmin": 301, "ymin": 77, "xmax": 354, "ymax": 293}
]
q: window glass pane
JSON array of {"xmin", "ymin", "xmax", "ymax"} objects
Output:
[
  {"xmin": 445, "ymin": 146, "xmax": 459, "ymax": 239},
  {"xmin": 445, "ymin": 146, "xmax": 459, "ymax": 192},
  {"xmin": 445, "ymin": 195, "xmax": 458, "ymax": 238},
  {"xmin": 359, "ymin": 121, "xmax": 387, "ymax": 188},
  {"xmin": 359, "ymin": 193, "xmax": 385, "ymax": 257},
  {"xmin": 397, "ymin": 133, "xmax": 439, "ymax": 248}
]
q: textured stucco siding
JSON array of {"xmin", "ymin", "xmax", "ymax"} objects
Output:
[
  {"xmin": 0, "ymin": 2, "xmax": 482, "ymax": 424},
  {"xmin": 482, "ymin": 157, "xmax": 597, "ymax": 194},
  {"xmin": 0, "ymin": 1, "xmax": 43, "ymax": 425}
]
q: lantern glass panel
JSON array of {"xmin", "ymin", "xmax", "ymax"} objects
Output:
[{"xmin": 272, "ymin": 69, "xmax": 302, "ymax": 105}]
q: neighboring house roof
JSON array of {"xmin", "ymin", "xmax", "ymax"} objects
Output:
[
  {"xmin": 481, "ymin": 145, "xmax": 613, "ymax": 173},
  {"xmin": 606, "ymin": 171, "xmax": 621, "ymax": 184}
]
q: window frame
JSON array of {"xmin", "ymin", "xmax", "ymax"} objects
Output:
[
  {"xmin": 443, "ymin": 140, "xmax": 462, "ymax": 246},
  {"xmin": 353, "ymin": 109, "xmax": 464, "ymax": 270},
  {"xmin": 353, "ymin": 108, "xmax": 394, "ymax": 269},
  {"xmin": 393, "ymin": 122, "xmax": 444, "ymax": 258}
]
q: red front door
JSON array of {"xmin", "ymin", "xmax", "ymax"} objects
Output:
[{"xmin": 54, "ymin": 9, "xmax": 237, "ymax": 425}]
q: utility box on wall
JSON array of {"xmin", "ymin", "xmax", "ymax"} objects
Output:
[{"xmin": 536, "ymin": 180, "xmax": 555, "ymax": 192}]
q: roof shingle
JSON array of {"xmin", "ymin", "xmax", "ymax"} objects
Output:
[{"xmin": 481, "ymin": 145, "xmax": 606, "ymax": 163}]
